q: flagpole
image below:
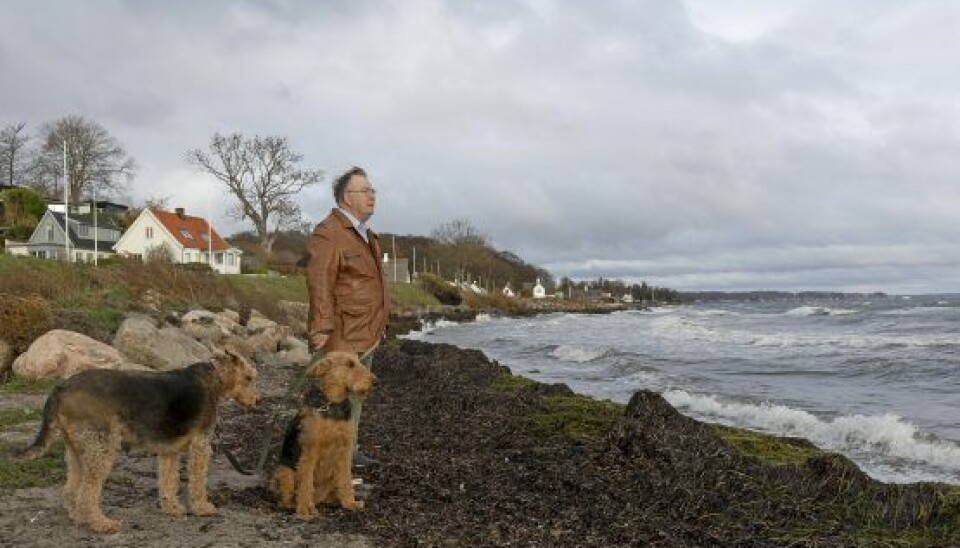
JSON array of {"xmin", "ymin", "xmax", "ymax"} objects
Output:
[
  {"xmin": 63, "ymin": 140, "xmax": 70, "ymax": 262},
  {"xmin": 93, "ymin": 184, "xmax": 98, "ymax": 266}
]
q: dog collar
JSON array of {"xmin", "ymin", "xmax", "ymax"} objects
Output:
[{"xmin": 302, "ymin": 387, "xmax": 352, "ymax": 420}]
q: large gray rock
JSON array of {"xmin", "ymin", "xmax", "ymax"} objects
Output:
[
  {"xmin": 245, "ymin": 313, "xmax": 291, "ymax": 355},
  {"xmin": 180, "ymin": 309, "xmax": 241, "ymax": 344},
  {"xmin": 114, "ymin": 314, "xmax": 213, "ymax": 371},
  {"xmin": 12, "ymin": 329, "xmax": 151, "ymax": 380},
  {"xmin": 278, "ymin": 336, "xmax": 311, "ymax": 367}
]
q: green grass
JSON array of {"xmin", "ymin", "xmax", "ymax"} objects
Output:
[
  {"xmin": 527, "ymin": 395, "xmax": 624, "ymax": 440},
  {"xmin": 390, "ymin": 283, "xmax": 441, "ymax": 308},
  {"xmin": 490, "ymin": 373, "xmax": 539, "ymax": 392},
  {"xmin": 0, "ymin": 441, "xmax": 66, "ymax": 492},
  {"xmin": 711, "ymin": 424, "xmax": 823, "ymax": 466},
  {"xmin": 0, "ymin": 376, "xmax": 59, "ymax": 396},
  {"xmin": 225, "ymin": 273, "xmax": 308, "ymax": 302},
  {"xmin": 0, "ymin": 408, "xmax": 42, "ymax": 429}
]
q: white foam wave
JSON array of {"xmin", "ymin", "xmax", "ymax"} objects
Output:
[
  {"xmin": 474, "ymin": 313, "xmax": 493, "ymax": 322},
  {"xmin": 664, "ymin": 390, "xmax": 960, "ymax": 473},
  {"xmin": 785, "ymin": 306, "xmax": 857, "ymax": 316},
  {"xmin": 692, "ymin": 309, "xmax": 738, "ymax": 317},
  {"xmin": 549, "ymin": 344, "xmax": 608, "ymax": 363},
  {"xmin": 399, "ymin": 318, "xmax": 460, "ymax": 340}
]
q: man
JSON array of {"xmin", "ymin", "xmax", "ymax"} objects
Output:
[{"xmin": 306, "ymin": 166, "xmax": 390, "ymax": 467}]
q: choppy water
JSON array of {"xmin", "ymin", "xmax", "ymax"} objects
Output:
[{"xmin": 406, "ymin": 295, "xmax": 960, "ymax": 485}]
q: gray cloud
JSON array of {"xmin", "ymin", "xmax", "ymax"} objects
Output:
[{"xmin": 1, "ymin": 0, "xmax": 958, "ymax": 293}]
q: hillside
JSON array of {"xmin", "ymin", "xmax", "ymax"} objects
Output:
[{"xmin": 227, "ymin": 229, "xmax": 554, "ymax": 294}]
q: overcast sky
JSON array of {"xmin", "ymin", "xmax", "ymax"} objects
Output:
[{"xmin": 2, "ymin": 0, "xmax": 958, "ymax": 293}]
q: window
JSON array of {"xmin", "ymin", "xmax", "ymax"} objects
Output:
[
  {"xmin": 215, "ymin": 252, "xmax": 223, "ymax": 265},
  {"xmin": 145, "ymin": 226, "xmax": 154, "ymax": 239},
  {"xmin": 180, "ymin": 229, "xmax": 194, "ymax": 240},
  {"xmin": 47, "ymin": 225, "xmax": 54, "ymax": 242},
  {"xmin": 227, "ymin": 254, "xmax": 234, "ymax": 266},
  {"xmin": 200, "ymin": 233, "xmax": 209, "ymax": 241}
]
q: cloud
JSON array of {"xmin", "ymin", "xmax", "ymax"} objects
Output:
[{"xmin": 1, "ymin": 0, "xmax": 958, "ymax": 292}]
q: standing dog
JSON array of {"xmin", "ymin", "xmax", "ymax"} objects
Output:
[
  {"xmin": 20, "ymin": 348, "xmax": 259, "ymax": 533},
  {"xmin": 272, "ymin": 351, "xmax": 376, "ymax": 519}
]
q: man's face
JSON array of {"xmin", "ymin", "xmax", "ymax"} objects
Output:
[{"xmin": 342, "ymin": 174, "xmax": 376, "ymax": 222}]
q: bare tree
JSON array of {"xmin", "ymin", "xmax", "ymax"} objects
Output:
[
  {"xmin": 36, "ymin": 115, "xmax": 136, "ymax": 202},
  {"xmin": 0, "ymin": 122, "xmax": 29, "ymax": 185},
  {"xmin": 187, "ymin": 132, "xmax": 323, "ymax": 255},
  {"xmin": 431, "ymin": 218, "xmax": 488, "ymax": 246}
]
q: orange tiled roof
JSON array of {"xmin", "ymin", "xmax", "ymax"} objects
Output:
[{"xmin": 150, "ymin": 208, "xmax": 231, "ymax": 251}]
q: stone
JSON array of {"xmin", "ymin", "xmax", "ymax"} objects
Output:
[
  {"xmin": 11, "ymin": 329, "xmax": 147, "ymax": 380},
  {"xmin": 114, "ymin": 314, "xmax": 213, "ymax": 371}
]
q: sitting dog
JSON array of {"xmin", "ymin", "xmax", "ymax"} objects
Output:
[
  {"xmin": 20, "ymin": 347, "xmax": 259, "ymax": 533},
  {"xmin": 272, "ymin": 351, "xmax": 376, "ymax": 519}
]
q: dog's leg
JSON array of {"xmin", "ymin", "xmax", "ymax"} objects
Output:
[
  {"xmin": 334, "ymin": 448, "xmax": 364, "ymax": 511},
  {"xmin": 77, "ymin": 425, "xmax": 122, "ymax": 533},
  {"xmin": 157, "ymin": 452, "xmax": 186, "ymax": 517},
  {"xmin": 187, "ymin": 436, "xmax": 217, "ymax": 516},
  {"xmin": 61, "ymin": 433, "xmax": 83, "ymax": 523},
  {"xmin": 294, "ymin": 453, "xmax": 319, "ymax": 520},
  {"xmin": 273, "ymin": 466, "xmax": 296, "ymax": 510}
]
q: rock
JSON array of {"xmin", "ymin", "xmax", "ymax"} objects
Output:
[
  {"xmin": 278, "ymin": 336, "xmax": 311, "ymax": 366},
  {"xmin": 11, "ymin": 329, "xmax": 149, "ymax": 379},
  {"xmin": 140, "ymin": 288, "xmax": 162, "ymax": 312},
  {"xmin": 277, "ymin": 301, "xmax": 308, "ymax": 335},
  {"xmin": 114, "ymin": 314, "xmax": 213, "ymax": 371},
  {"xmin": 180, "ymin": 309, "xmax": 240, "ymax": 344},
  {"xmin": 219, "ymin": 309, "xmax": 241, "ymax": 325}
]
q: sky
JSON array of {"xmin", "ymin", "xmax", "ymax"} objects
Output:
[{"xmin": 1, "ymin": 0, "xmax": 959, "ymax": 293}]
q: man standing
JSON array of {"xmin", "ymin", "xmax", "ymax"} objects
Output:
[{"xmin": 306, "ymin": 166, "xmax": 390, "ymax": 467}]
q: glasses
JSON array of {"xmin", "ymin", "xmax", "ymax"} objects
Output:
[{"xmin": 347, "ymin": 187, "xmax": 377, "ymax": 195}]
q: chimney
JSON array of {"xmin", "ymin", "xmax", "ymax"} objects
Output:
[{"xmin": 175, "ymin": 207, "xmax": 185, "ymax": 219}]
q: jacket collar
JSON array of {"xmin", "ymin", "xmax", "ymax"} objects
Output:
[{"xmin": 331, "ymin": 208, "xmax": 379, "ymax": 242}]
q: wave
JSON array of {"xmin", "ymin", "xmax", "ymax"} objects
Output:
[
  {"xmin": 549, "ymin": 344, "xmax": 609, "ymax": 363},
  {"xmin": 399, "ymin": 318, "xmax": 461, "ymax": 340},
  {"xmin": 664, "ymin": 390, "xmax": 960, "ymax": 476},
  {"xmin": 785, "ymin": 306, "xmax": 858, "ymax": 317}
]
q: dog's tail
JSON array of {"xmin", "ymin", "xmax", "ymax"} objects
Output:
[{"xmin": 18, "ymin": 384, "xmax": 63, "ymax": 460}]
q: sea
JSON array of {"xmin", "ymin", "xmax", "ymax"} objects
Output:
[{"xmin": 405, "ymin": 295, "xmax": 960, "ymax": 485}]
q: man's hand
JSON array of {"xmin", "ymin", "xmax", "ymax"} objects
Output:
[{"xmin": 309, "ymin": 332, "xmax": 330, "ymax": 352}]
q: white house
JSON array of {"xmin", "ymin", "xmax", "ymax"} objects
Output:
[
  {"xmin": 533, "ymin": 278, "xmax": 546, "ymax": 299},
  {"xmin": 502, "ymin": 283, "xmax": 515, "ymax": 298},
  {"xmin": 5, "ymin": 209, "xmax": 122, "ymax": 263},
  {"xmin": 112, "ymin": 207, "xmax": 242, "ymax": 274}
]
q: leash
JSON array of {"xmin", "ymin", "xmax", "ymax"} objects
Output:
[{"xmin": 251, "ymin": 351, "xmax": 324, "ymax": 475}]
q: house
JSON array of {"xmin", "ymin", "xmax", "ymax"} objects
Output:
[
  {"xmin": 4, "ymin": 208, "xmax": 122, "ymax": 262},
  {"xmin": 533, "ymin": 278, "xmax": 546, "ymax": 299},
  {"xmin": 112, "ymin": 207, "xmax": 242, "ymax": 274},
  {"xmin": 502, "ymin": 283, "xmax": 515, "ymax": 298},
  {"xmin": 47, "ymin": 200, "xmax": 130, "ymax": 217},
  {"xmin": 381, "ymin": 253, "xmax": 410, "ymax": 284}
]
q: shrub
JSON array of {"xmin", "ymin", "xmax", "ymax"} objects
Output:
[
  {"xmin": 417, "ymin": 273, "xmax": 462, "ymax": 306},
  {"xmin": 0, "ymin": 293, "xmax": 51, "ymax": 356}
]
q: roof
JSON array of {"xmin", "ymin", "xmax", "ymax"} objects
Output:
[
  {"xmin": 48, "ymin": 211, "xmax": 122, "ymax": 250},
  {"xmin": 150, "ymin": 208, "xmax": 232, "ymax": 251}
]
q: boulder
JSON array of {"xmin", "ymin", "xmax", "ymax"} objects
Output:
[
  {"xmin": 245, "ymin": 314, "xmax": 291, "ymax": 355},
  {"xmin": 278, "ymin": 336, "xmax": 311, "ymax": 366},
  {"xmin": 114, "ymin": 314, "xmax": 213, "ymax": 371},
  {"xmin": 180, "ymin": 309, "xmax": 240, "ymax": 344},
  {"xmin": 12, "ymin": 330, "xmax": 151, "ymax": 380}
]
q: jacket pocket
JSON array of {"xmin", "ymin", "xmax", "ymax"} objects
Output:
[{"xmin": 340, "ymin": 304, "xmax": 372, "ymax": 342}]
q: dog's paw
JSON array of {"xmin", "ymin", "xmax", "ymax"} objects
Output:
[
  {"xmin": 89, "ymin": 516, "xmax": 123, "ymax": 534},
  {"xmin": 160, "ymin": 500, "xmax": 187, "ymax": 518},
  {"xmin": 192, "ymin": 501, "xmax": 218, "ymax": 516},
  {"xmin": 295, "ymin": 505, "xmax": 319, "ymax": 521},
  {"xmin": 342, "ymin": 498, "xmax": 365, "ymax": 511}
]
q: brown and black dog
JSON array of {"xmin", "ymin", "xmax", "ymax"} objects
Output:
[
  {"xmin": 20, "ymin": 348, "xmax": 259, "ymax": 533},
  {"xmin": 272, "ymin": 351, "xmax": 376, "ymax": 519}
]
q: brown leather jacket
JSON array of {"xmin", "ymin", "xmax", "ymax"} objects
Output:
[{"xmin": 306, "ymin": 209, "xmax": 390, "ymax": 353}]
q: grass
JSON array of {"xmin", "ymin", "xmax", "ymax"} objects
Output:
[
  {"xmin": 712, "ymin": 424, "xmax": 823, "ymax": 466},
  {"xmin": 490, "ymin": 373, "xmax": 539, "ymax": 392},
  {"xmin": 225, "ymin": 273, "xmax": 308, "ymax": 303},
  {"xmin": 0, "ymin": 376, "xmax": 59, "ymax": 395},
  {"xmin": 0, "ymin": 441, "xmax": 66, "ymax": 492},
  {"xmin": 390, "ymin": 282, "xmax": 441, "ymax": 309},
  {"xmin": 0, "ymin": 408, "xmax": 42, "ymax": 429},
  {"xmin": 527, "ymin": 395, "xmax": 624, "ymax": 439}
]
